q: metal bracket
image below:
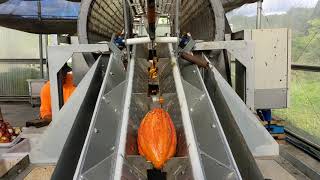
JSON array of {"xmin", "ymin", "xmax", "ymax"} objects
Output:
[
  {"xmin": 29, "ymin": 44, "xmax": 110, "ymax": 164},
  {"xmin": 178, "ymin": 38, "xmax": 196, "ymax": 53},
  {"xmin": 194, "ymin": 40, "xmax": 255, "ymax": 110},
  {"xmin": 48, "ymin": 44, "xmax": 109, "ymax": 118},
  {"xmin": 109, "ymin": 34, "xmax": 124, "ymax": 57}
]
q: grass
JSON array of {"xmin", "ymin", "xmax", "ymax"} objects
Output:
[{"xmin": 274, "ymin": 71, "xmax": 320, "ymax": 145}]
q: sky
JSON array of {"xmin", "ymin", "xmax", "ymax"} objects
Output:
[{"xmin": 229, "ymin": 0, "xmax": 319, "ymax": 17}]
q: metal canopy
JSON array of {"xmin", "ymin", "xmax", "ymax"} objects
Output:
[
  {"xmin": 0, "ymin": 0, "xmax": 79, "ymax": 33},
  {"xmin": 0, "ymin": 0, "xmax": 258, "ymax": 34}
]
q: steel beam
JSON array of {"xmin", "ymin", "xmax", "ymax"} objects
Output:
[
  {"xmin": 47, "ymin": 44, "xmax": 109, "ymax": 118},
  {"xmin": 39, "ymin": 34, "xmax": 44, "ymax": 78},
  {"xmin": 169, "ymin": 43, "xmax": 206, "ymax": 180},
  {"xmin": 29, "ymin": 44, "xmax": 109, "ymax": 165},
  {"xmin": 30, "ymin": 56, "xmax": 104, "ymax": 164},
  {"xmin": 194, "ymin": 40, "xmax": 255, "ymax": 110},
  {"xmin": 114, "ymin": 45, "xmax": 136, "ymax": 180},
  {"xmin": 126, "ymin": 36, "xmax": 178, "ymax": 45},
  {"xmin": 204, "ymin": 60, "xmax": 278, "ymax": 157},
  {"xmin": 291, "ymin": 64, "xmax": 320, "ymax": 72}
]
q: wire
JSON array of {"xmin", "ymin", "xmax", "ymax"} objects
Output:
[
  {"xmin": 296, "ymin": 31, "xmax": 320, "ymax": 62},
  {"xmin": 295, "ymin": 72, "xmax": 320, "ymax": 121},
  {"xmin": 261, "ymin": 9, "xmax": 271, "ymax": 28}
]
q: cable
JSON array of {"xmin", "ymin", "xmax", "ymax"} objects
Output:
[
  {"xmin": 261, "ymin": 9, "xmax": 271, "ymax": 28},
  {"xmin": 295, "ymin": 72, "xmax": 320, "ymax": 121},
  {"xmin": 296, "ymin": 31, "xmax": 320, "ymax": 62}
]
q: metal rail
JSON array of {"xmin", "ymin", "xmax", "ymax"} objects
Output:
[
  {"xmin": 291, "ymin": 64, "xmax": 320, "ymax": 72},
  {"xmin": 113, "ymin": 45, "xmax": 136, "ymax": 180},
  {"xmin": 168, "ymin": 43, "xmax": 206, "ymax": 180},
  {"xmin": 285, "ymin": 129, "xmax": 320, "ymax": 160}
]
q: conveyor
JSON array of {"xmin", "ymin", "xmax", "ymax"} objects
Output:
[
  {"xmin": 28, "ymin": 0, "xmax": 279, "ymax": 179},
  {"xmin": 48, "ymin": 43, "xmax": 268, "ymax": 179},
  {"xmin": 69, "ymin": 43, "xmax": 244, "ymax": 179}
]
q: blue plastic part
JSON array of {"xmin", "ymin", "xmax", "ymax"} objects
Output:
[
  {"xmin": 114, "ymin": 36, "xmax": 125, "ymax": 48},
  {"xmin": 265, "ymin": 124, "xmax": 285, "ymax": 134},
  {"xmin": 261, "ymin": 109, "xmax": 272, "ymax": 121},
  {"xmin": 179, "ymin": 35, "xmax": 190, "ymax": 48}
]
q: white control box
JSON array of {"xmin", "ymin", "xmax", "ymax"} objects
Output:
[{"xmin": 233, "ymin": 28, "xmax": 291, "ymax": 109}]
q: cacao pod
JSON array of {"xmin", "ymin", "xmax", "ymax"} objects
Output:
[{"xmin": 138, "ymin": 108, "xmax": 176, "ymax": 169}]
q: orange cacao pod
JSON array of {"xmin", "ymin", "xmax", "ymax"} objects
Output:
[{"xmin": 137, "ymin": 108, "xmax": 177, "ymax": 169}]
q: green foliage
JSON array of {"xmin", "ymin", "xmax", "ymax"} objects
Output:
[
  {"xmin": 293, "ymin": 18, "xmax": 320, "ymax": 64},
  {"xmin": 274, "ymin": 71, "xmax": 320, "ymax": 145}
]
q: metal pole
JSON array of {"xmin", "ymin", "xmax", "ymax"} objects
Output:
[
  {"xmin": 123, "ymin": 0, "xmax": 129, "ymax": 39},
  {"xmin": 175, "ymin": 0, "xmax": 180, "ymax": 55},
  {"xmin": 139, "ymin": 17, "xmax": 143, "ymax": 36},
  {"xmin": 45, "ymin": 35, "xmax": 49, "ymax": 79},
  {"xmin": 168, "ymin": 43, "xmax": 205, "ymax": 180},
  {"xmin": 39, "ymin": 34, "xmax": 44, "ymax": 78},
  {"xmin": 256, "ymin": 0, "xmax": 262, "ymax": 29},
  {"xmin": 38, "ymin": 0, "xmax": 44, "ymax": 78},
  {"xmin": 57, "ymin": 71, "xmax": 64, "ymax": 109},
  {"xmin": 0, "ymin": 107, "xmax": 4, "ymax": 121},
  {"xmin": 123, "ymin": 0, "xmax": 131, "ymax": 63}
]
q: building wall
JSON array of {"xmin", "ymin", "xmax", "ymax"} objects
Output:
[
  {"xmin": 0, "ymin": 27, "xmax": 47, "ymax": 97},
  {"xmin": 0, "ymin": 27, "xmax": 46, "ymax": 59},
  {"xmin": 0, "ymin": 62, "xmax": 46, "ymax": 97}
]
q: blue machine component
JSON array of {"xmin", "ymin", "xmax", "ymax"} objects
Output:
[
  {"xmin": 257, "ymin": 109, "xmax": 272, "ymax": 121},
  {"xmin": 257, "ymin": 109, "xmax": 285, "ymax": 134},
  {"xmin": 261, "ymin": 109, "xmax": 272, "ymax": 121},
  {"xmin": 114, "ymin": 36, "xmax": 125, "ymax": 50},
  {"xmin": 179, "ymin": 34, "xmax": 190, "ymax": 48},
  {"xmin": 265, "ymin": 124, "xmax": 285, "ymax": 134}
]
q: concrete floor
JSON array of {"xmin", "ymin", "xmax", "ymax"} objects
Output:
[
  {"xmin": 256, "ymin": 158, "xmax": 297, "ymax": 180},
  {"xmin": 0, "ymin": 102, "xmax": 39, "ymax": 127}
]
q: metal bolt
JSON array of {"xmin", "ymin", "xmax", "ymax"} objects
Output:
[
  {"xmin": 94, "ymin": 128, "xmax": 99, "ymax": 133},
  {"xmin": 115, "ymin": 109, "xmax": 118, "ymax": 112},
  {"xmin": 211, "ymin": 124, "xmax": 216, "ymax": 128},
  {"xmin": 110, "ymin": 72, "xmax": 114, "ymax": 76},
  {"xmin": 110, "ymin": 146, "xmax": 115, "ymax": 151},
  {"xmin": 105, "ymin": 97, "xmax": 111, "ymax": 104},
  {"xmin": 190, "ymin": 108, "xmax": 193, "ymax": 112},
  {"xmin": 193, "ymin": 70, "xmax": 196, "ymax": 73}
]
